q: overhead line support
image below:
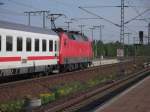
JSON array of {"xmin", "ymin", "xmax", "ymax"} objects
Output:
[{"xmin": 24, "ymin": 10, "xmax": 50, "ymax": 28}]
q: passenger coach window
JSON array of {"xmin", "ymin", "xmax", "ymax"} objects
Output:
[
  {"xmin": 6, "ymin": 36, "xmax": 13, "ymax": 51},
  {"xmin": 35, "ymin": 39, "xmax": 39, "ymax": 51},
  {"xmin": 26, "ymin": 38, "xmax": 31, "ymax": 51},
  {"xmin": 49, "ymin": 40, "xmax": 53, "ymax": 51},
  {"xmin": 55, "ymin": 41, "xmax": 57, "ymax": 52},
  {"xmin": 42, "ymin": 39, "xmax": 46, "ymax": 51},
  {"xmin": 17, "ymin": 37, "xmax": 23, "ymax": 51},
  {"xmin": 0, "ymin": 36, "xmax": 1, "ymax": 51}
]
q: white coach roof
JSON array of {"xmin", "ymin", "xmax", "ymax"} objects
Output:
[{"xmin": 0, "ymin": 20, "xmax": 57, "ymax": 35}]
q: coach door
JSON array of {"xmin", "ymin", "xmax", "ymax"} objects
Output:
[{"xmin": 0, "ymin": 35, "xmax": 1, "ymax": 53}]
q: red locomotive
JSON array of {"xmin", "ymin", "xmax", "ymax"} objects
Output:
[{"xmin": 57, "ymin": 29, "xmax": 93, "ymax": 72}]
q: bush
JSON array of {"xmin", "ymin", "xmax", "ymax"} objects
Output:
[
  {"xmin": 54, "ymin": 82, "xmax": 86, "ymax": 98},
  {"xmin": 0, "ymin": 100, "xmax": 24, "ymax": 112},
  {"xmin": 55, "ymin": 85, "xmax": 72, "ymax": 98},
  {"xmin": 86, "ymin": 75, "xmax": 115, "ymax": 88},
  {"xmin": 40, "ymin": 93, "xmax": 55, "ymax": 105},
  {"xmin": 87, "ymin": 78, "xmax": 100, "ymax": 87}
]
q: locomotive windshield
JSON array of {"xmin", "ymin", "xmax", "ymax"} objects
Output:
[{"xmin": 68, "ymin": 33, "xmax": 88, "ymax": 41}]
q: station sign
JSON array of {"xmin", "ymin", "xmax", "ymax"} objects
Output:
[{"xmin": 117, "ymin": 49, "xmax": 124, "ymax": 57}]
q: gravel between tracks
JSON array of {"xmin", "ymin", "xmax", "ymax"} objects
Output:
[{"xmin": 0, "ymin": 60, "xmax": 143, "ymax": 103}]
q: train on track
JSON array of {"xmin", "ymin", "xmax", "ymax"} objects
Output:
[{"xmin": 0, "ymin": 21, "xmax": 93, "ymax": 76}]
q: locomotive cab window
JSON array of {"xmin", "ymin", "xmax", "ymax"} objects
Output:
[
  {"xmin": 17, "ymin": 37, "xmax": 23, "ymax": 51},
  {"xmin": 42, "ymin": 39, "xmax": 46, "ymax": 52},
  {"xmin": 6, "ymin": 36, "xmax": 13, "ymax": 51},
  {"xmin": 49, "ymin": 40, "xmax": 53, "ymax": 52},
  {"xmin": 26, "ymin": 38, "xmax": 31, "ymax": 51},
  {"xmin": 0, "ymin": 36, "xmax": 1, "ymax": 51},
  {"xmin": 35, "ymin": 39, "xmax": 39, "ymax": 51}
]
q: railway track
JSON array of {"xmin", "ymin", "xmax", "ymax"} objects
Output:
[
  {"xmin": 0, "ymin": 62, "xmax": 118, "ymax": 85},
  {"xmin": 33, "ymin": 68, "xmax": 150, "ymax": 112},
  {"xmin": 0, "ymin": 59, "xmax": 147, "ymax": 112},
  {"xmin": 0, "ymin": 62, "xmax": 127, "ymax": 102},
  {"xmin": 0, "ymin": 59, "xmax": 118, "ymax": 84},
  {"xmin": 0, "ymin": 57, "xmax": 143, "ymax": 84}
]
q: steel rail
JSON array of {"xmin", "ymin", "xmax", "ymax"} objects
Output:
[{"xmin": 34, "ymin": 68, "xmax": 150, "ymax": 112}]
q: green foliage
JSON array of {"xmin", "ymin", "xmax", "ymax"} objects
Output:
[
  {"xmin": 87, "ymin": 78, "xmax": 100, "ymax": 87},
  {"xmin": 0, "ymin": 73, "xmax": 119, "ymax": 111},
  {"xmin": 55, "ymin": 86, "xmax": 72, "ymax": 97},
  {"xmin": 93, "ymin": 41, "xmax": 150, "ymax": 58},
  {"xmin": 40, "ymin": 93, "xmax": 55, "ymax": 105},
  {"xmin": 0, "ymin": 100, "xmax": 24, "ymax": 112},
  {"xmin": 87, "ymin": 74, "xmax": 116, "ymax": 88},
  {"xmin": 55, "ymin": 82, "xmax": 85, "ymax": 98}
]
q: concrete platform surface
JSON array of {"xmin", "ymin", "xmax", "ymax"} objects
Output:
[
  {"xmin": 95, "ymin": 75, "xmax": 150, "ymax": 112},
  {"xmin": 92, "ymin": 59, "xmax": 118, "ymax": 67}
]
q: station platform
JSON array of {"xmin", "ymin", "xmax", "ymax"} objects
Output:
[
  {"xmin": 95, "ymin": 75, "xmax": 150, "ymax": 112},
  {"xmin": 92, "ymin": 59, "xmax": 118, "ymax": 67}
]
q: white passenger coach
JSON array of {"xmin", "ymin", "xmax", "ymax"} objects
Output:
[{"xmin": 0, "ymin": 21, "xmax": 59, "ymax": 76}]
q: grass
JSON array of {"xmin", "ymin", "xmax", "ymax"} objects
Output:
[
  {"xmin": 0, "ymin": 73, "xmax": 117, "ymax": 111},
  {"xmin": 0, "ymin": 100, "xmax": 24, "ymax": 112},
  {"xmin": 40, "ymin": 93, "xmax": 55, "ymax": 105}
]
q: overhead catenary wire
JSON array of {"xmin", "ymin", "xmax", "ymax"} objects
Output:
[
  {"xmin": 71, "ymin": 17, "xmax": 103, "ymax": 20},
  {"xmin": 126, "ymin": 0, "xmax": 149, "ymax": 23},
  {"xmin": 124, "ymin": 8, "xmax": 150, "ymax": 24},
  {"xmin": 24, "ymin": 10, "xmax": 50, "ymax": 28},
  {"xmin": 81, "ymin": 5, "xmax": 131, "ymax": 8},
  {"xmin": 79, "ymin": 7, "xmax": 121, "ymax": 27},
  {"xmin": 78, "ymin": 6, "xmax": 138, "ymax": 36}
]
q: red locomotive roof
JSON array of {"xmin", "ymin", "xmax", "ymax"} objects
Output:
[{"xmin": 53, "ymin": 28, "xmax": 89, "ymax": 42}]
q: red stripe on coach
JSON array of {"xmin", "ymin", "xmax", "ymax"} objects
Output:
[
  {"xmin": 28, "ymin": 56, "xmax": 58, "ymax": 60},
  {"xmin": 0, "ymin": 57, "xmax": 21, "ymax": 62}
]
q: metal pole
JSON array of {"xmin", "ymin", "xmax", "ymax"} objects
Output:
[
  {"xmin": 24, "ymin": 12, "xmax": 31, "ymax": 26},
  {"xmin": 24, "ymin": 10, "xmax": 50, "ymax": 27},
  {"xmin": 43, "ymin": 12, "xmax": 46, "ymax": 28},
  {"xmin": 124, "ymin": 33, "xmax": 132, "ymax": 57},
  {"xmin": 89, "ymin": 27, "xmax": 95, "ymax": 58},
  {"xmin": 127, "ymin": 34, "xmax": 130, "ymax": 57},
  {"xmin": 65, "ymin": 21, "xmax": 72, "ymax": 31},
  {"xmin": 118, "ymin": 0, "xmax": 125, "ymax": 76},
  {"xmin": 92, "ymin": 28, "xmax": 94, "ymax": 42},
  {"xmin": 120, "ymin": 0, "xmax": 125, "ymax": 47},
  {"xmin": 78, "ymin": 25, "xmax": 85, "ymax": 34},
  {"xmin": 28, "ymin": 13, "xmax": 31, "ymax": 26},
  {"xmin": 148, "ymin": 23, "xmax": 150, "ymax": 45},
  {"xmin": 93, "ymin": 25, "xmax": 104, "ymax": 60},
  {"xmin": 133, "ymin": 37, "xmax": 136, "ymax": 64},
  {"xmin": 100, "ymin": 27, "xmax": 102, "ymax": 65},
  {"xmin": 99, "ymin": 26, "xmax": 104, "ymax": 59}
]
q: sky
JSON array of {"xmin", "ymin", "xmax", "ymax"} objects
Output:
[{"xmin": 0, "ymin": 0, "xmax": 150, "ymax": 43}]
